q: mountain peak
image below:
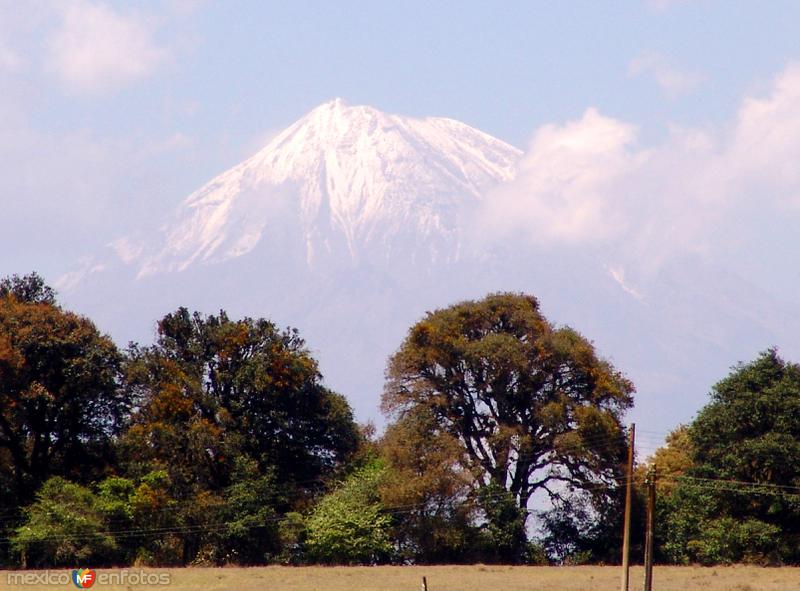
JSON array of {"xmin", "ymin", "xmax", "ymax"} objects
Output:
[
  {"xmin": 318, "ymin": 97, "xmax": 350, "ymax": 109},
  {"xmin": 270, "ymin": 98, "xmax": 397, "ymax": 153},
  {"xmin": 304, "ymin": 97, "xmax": 352, "ymax": 121},
  {"xmin": 139, "ymin": 103, "xmax": 522, "ymax": 276}
]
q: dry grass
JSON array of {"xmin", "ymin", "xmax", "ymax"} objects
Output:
[{"xmin": 3, "ymin": 564, "xmax": 799, "ymax": 591}]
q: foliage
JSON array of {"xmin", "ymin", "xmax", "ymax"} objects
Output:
[
  {"xmin": 382, "ymin": 292, "xmax": 634, "ymax": 562},
  {"xmin": 476, "ymin": 482, "xmax": 529, "ymax": 563},
  {"xmin": 378, "ymin": 406, "xmax": 482, "ymax": 563},
  {"xmin": 656, "ymin": 350, "xmax": 800, "ymax": 564},
  {"xmin": 216, "ymin": 457, "xmax": 283, "ymax": 564},
  {"xmin": 0, "ymin": 277, "xmax": 125, "ymax": 500},
  {"xmin": 11, "ymin": 477, "xmax": 117, "ymax": 567},
  {"xmin": 1, "ymin": 280, "xmax": 661, "ymax": 568},
  {"xmin": 658, "ymin": 478, "xmax": 787, "ymax": 565},
  {"xmin": 541, "ymin": 480, "xmax": 631, "ymax": 565},
  {"xmin": 0, "ymin": 272, "xmax": 56, "ymax": 305},
  {"xmin": 131, "ymin": 470, "xmax": 192, "ymax": 565},
  {"xmin": 644, "ymin": 424, "xmax": 693, "ymax": 495},
  {"xmin": 277, "ymin": 512, "xmax": 308, "ymax": 564},
  {"xmin": 116, "ymin": 307, "xmax": 361, "ymax": 564},
  {"xmin": 305, "ymin": 461, "xmax": 393, "ymax": 564},
  {"xmin": 123, "ymin": 307, "xmax": 360, "ymax": 494},
  {"xmin": 691, "ymin": 350, "xmax": 800, "ymax": 489}
]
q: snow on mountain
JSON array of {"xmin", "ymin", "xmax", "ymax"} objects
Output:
[
  {"xmin": 57, "ymin": 98, "xmax": 800, "ymax": 439},
  {"xmin": 138, "ymin": 98, "xmax": 521, "ymax": 276}
]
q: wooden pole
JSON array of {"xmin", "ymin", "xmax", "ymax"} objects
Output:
[
  {"xmin": 643, "ymin": 465, "xmax": 657, "ymax": 591},
  {"xmin": 620, "ymin": 423, "xmax": 635, "ymax": 591},
  {"xmin": 421, "ymin": 576, "xmax": 428, "ymax": 591}
]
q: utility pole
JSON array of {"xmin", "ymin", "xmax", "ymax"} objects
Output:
[
  {"xmin": 643, "ymin": 465, "xmax": 657, "ymax": 591},
  {"xmin": 620, "ymin": 423, "xmax": 635, "ymax": 591}
]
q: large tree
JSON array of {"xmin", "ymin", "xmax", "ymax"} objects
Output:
[
  {"xmin": 0, "ymin": 274, "xmax": 125, "ymax": 498},
  {"xmin": 124, "ymin": 307, "xmax": 360, "ymax": 490},
  {"xmin": 382, "ymin": 293, "xmax": 634, "ymax": 561},
  {"xmin": 120, "ymin": 308, "xmax": 361, "ymax": 564}
]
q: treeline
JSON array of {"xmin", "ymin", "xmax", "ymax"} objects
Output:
[{"xmin": 0, "ymin": 273, "xmax": 799, "ymax": 567}]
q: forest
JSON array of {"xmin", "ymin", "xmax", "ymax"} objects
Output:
[{"xmin": 1, "ymin": 272, "xmax": 799, "ymax": 568}]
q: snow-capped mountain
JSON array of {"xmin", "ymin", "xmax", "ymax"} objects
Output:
[
  {"xmin": 59, "ymin": 99, "xmax": 800, "ymax": 440},
  {"xmin": 138, "ymin": 99, "xmax": 520, "ymax": 276}
]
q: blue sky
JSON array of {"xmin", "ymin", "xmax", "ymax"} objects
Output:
[
  {"xmin": 14, "ymin": 1, "xmax": 800, "ymax": 140},
  {"xmin": 4, "ymin": 1, "xmax": 800, "ymax": 435},
  {"xmin": 2, "ymin": 1, "xmax": 799, "ymax": 263}
]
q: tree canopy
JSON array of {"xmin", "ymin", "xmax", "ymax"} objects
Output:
[
  {"xmin": 0, "ymin": 272, "xmax": 56, "ymax": 305},
  {"xmin": 382, "ymin": 292, "xmax": 634, "ymax": 561},
  {"xmin": 305, "ymin": 460, "xmax": 393, "ymax": 565},
  {"xmin": 124, "ymin": 307, "xmax": 360, "ymax": 491},
  {"xmin": 378, "ymin": 406, "xmax": 481, "ymax": 563},
  {"xmin": 0, "ymin": 287, "xmax": 125, "ymax": 498},
  {"xmin": 657, "ymin": 350, "xmax": 800, "ymax": 564},
  {"xmin": 114, "ymin": 307, "xmax": 362, "ymax": 564}
]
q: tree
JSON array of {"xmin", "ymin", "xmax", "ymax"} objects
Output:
[
  {"xmin": 118, "ymin": 308, "xmax": 361, "ymax": 564},
  {"xmin": 657, "ymin": 350, "xmax": 800, "ymax": 564},
  {"xmin": 125, "ymin": 308, "xmax": 360, "ymax": 491},
  {"xmin": 378, "ymin": 406, "xmax": 482, "ymax": 563},
  {"xmin": 691, "ymin": 349, "xmax": 800, "ymax": 492},
  {"xmin": 126, "ymin": 470, "xmax": 184, "ymax": 565},
  {"xmin": 0, "ymin": 272, "xmax": 56, "ymax": 305},
  {"xmin": 632, "ymin": 425, "xmax": 693, "ymax": 564},
  {"xmin": 216, "ymin": 457, "xmax": 283, "ymax": 564},
  {"xmin": 383, "ymin": 293, "xmax": 634, "ymax": 562},
  {"xmin": 644, "ymin": 425, "xmax": 693, "ymax": 495},
  {"xmin": 0, "ymin": 279, "xmax": 125, "ymax": 498},
  {"xmin": 305, "ymin": 460, "xmax": 393, "ymax": 564},
  {"xmin": 12, "ymin": 477, "xmax": 117, "ymax": 567}
]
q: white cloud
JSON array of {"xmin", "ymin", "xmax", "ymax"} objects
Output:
[
  {"xmin": 483, "ymin": 108, "xmax": 647, "ymax": 244},
  {"xmin": 481, "ymin": 63, "xmax": 800, "ymax": 270},
  {"xmin": 628, "ymin": 52, "xmax": 704, "ymax": 98},
  {"xmin": 46, "ymin": 1, "xmax": 169, "ymax": 94},
  {"xmin": 727, "ymin": 64, "xmax": 800, "ymax": 194}
]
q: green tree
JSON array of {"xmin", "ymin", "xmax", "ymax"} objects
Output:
[
  {"xmin": 12, "ymin": 477, "xmax": 117, "ymax": 567},
  {"xmin": 656, "ymin": 350, "xmax": 800, "ymax": 564},
  {"xmin": 0, "ymin": 277, "xmax": 125, "ymax": 497},
  {"xmin": 215, "ymin": 457, "xmax": 283, "ymax": 564},
  {"xmin": 128, "ymin": 470, "xmax": 184, "ymax": 565},
  {"xmin": 305, "ymin": 461, "xmax": 393, "ymax": 564},
  {"xmin": 476, "ymin": 482, "xmax": 529, "ymax": 563},
  {"xmin": 383, "ymin": 293, "xmax": 634, "ymax": 562},
  {"xmin": 644, "ymin": 425, "xmax": 693, "ymax": 495}
]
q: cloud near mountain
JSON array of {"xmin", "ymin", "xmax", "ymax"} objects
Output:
[{"xmin": 481, "ymin": 63, "xmax": 800, "ymax": 273}]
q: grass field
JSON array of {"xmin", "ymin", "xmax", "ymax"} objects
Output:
[{"xmin": 3, "ymin": 565, "xmax": 798, "ymax": 591}]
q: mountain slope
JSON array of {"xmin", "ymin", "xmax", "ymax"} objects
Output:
[{"xmin": 139, "ymin": 99, "xmax": 521, "ymax": 276}]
